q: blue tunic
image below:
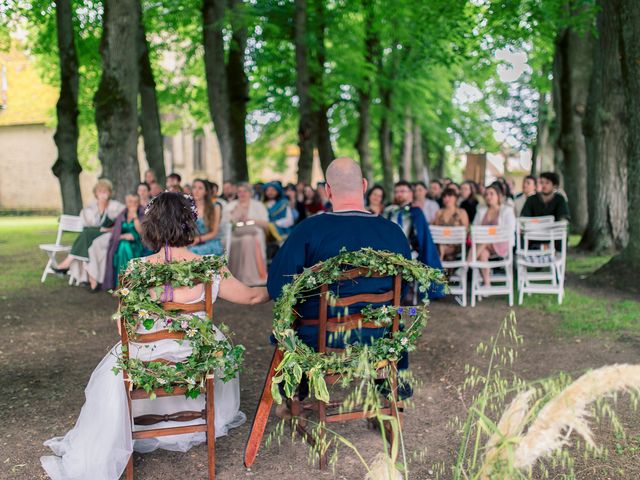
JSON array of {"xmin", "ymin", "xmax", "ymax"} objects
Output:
[
  {"xmin": 188, "ymin": 217, "xmax": 223, "ymax": 256},
  {"xmin": 267, "ymin": 210, "xmax": 412, "ymax": 363}
]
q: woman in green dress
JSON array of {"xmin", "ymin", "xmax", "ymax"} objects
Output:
[
  {"xmin": 111, "ymin": 194, "xmax": 145, "ymax": 287},
  {"xmin": 53, "ymin": 179, "xmax": 124, "ymax": 273}
]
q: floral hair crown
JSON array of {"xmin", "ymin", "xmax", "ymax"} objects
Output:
[{"xmin": 144, "ymin": 192, "xmax": 198, "ymax": 223}]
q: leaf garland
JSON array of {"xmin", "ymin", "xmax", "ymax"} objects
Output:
[
  {"xmin": 270, "ymin": 248, "xmax": 446, "ymax": 404},
  {"xmin": 112, "ymin": 256, "xmax": 244, "ymax": 399}
]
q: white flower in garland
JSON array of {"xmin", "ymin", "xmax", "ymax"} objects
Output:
[
  {"xmin": 138, "ymin": 309, "xmax": 148, "ymax": 318},
  {"xmin": 186, "ymin": 329, "xmax": 197, "ymax": 338},
  {"xmin": 119, "ymin": 288, "xmax": 130, "ymax": 297},
  {"xmin": 400, "ymin": 337, "xmax": 408, "ymax": 346},
  {"xmin": 157, "ymin": 378, "xmax": 167, "ymax": 385}
]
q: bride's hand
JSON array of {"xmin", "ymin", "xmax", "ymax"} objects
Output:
[{"xmin": 218, "ymin": 268, "xmax": 270, "ymax": 305}]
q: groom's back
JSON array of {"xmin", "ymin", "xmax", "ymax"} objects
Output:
[{"xmin": 267, "ymin": 210, "xmax": 411, "ymax": 349}]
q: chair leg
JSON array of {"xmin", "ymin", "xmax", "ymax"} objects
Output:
[
  {"xmin": 41, "ymin": 257, "xmax": 52, "ymax": 283},
  {"xmin": 206, "ymin": 375, "xmax": 215, "ymax": 480},
  {"xmin": 125, "ymin": 454, "xmax": 134, "ymax": 480},
  {"xmin": 470, "ymin": 269, "xmax": 477, "ymax": 307}
]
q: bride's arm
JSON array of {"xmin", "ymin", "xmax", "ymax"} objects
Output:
[{"xmin": 218, "ymin": 269, "xmax": 270, "ymax": 305}]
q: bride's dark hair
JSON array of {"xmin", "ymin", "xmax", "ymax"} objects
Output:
[{"xmin": 142, "ymin": 192, "xmax": 198, "ymax": 250}]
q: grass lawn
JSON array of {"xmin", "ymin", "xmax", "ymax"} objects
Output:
[
  {"xmin": 0, "ymin": 216, "xmax": 77, "ymax": 294},
  {"xmin": 523, "ymin": 234, "xmax": 640, "ymax": 335}
]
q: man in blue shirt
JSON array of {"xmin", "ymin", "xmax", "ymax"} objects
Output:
[{"xmin": 267, "ymin": 157, "xmax": 412, "ymax": 362}]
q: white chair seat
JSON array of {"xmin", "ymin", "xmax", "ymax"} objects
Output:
[{"xmin": 39, "ymin": 244, "xmax": 72, "ymax": 252}]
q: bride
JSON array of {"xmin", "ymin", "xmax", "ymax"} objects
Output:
[{"xmin": 41, "ymin": 192, "xmax": 270, "ymax": 480}]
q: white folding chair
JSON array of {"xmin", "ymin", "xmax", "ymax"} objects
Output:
[
  {"xmin": 469, "ymin": 225, "xmax": 514, "ymax": 307},
  {"xmin": 516, "ymin": 216, "xmax": 555, "ymax": 254},
  {"xmin": 39, "ymin": 215, "xmax": 83, "ymax": 283},
  {"xmin": 430, "ymin": 225, "xmax": 468, "ymax": 306},
  {"xmin": 517, "ymin": 220, "xmax": 568, "ymax": 305}
]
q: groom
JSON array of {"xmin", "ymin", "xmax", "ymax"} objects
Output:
[{"xmin": 267, "ymin": 157, "xmax": 412, "ymax": 363}]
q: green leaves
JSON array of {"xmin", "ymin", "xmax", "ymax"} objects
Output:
[
  {"xmin": 114, "ymin": 257, "xmax": 243, "ymax": 399},
  {"xmin": 271, "ymin": 247, "xmax": 442, "ymax": 403}
]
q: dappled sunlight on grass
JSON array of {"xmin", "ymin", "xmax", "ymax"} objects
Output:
[{"xmin": 0, "ymin": 216, "xmax": 78, "ymax": 294}]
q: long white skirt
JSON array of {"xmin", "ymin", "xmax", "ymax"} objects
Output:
[{"xmin": 41, "ymin": 329, "xmax": 246, "ymax": 480}]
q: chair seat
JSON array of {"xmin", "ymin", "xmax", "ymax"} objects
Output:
[
  {"xmin": 442, "ymin": 260, "xmax": 467, "ymax": 269},
  {"xmin": 39, "ymin": 244, "xmax": 72, "ymax": 252},
  {"xmin": 517, "ymin": 254, "xmax": 559, "ymax": 266},
  {"xmin": 469, "ymin": 259, "xmax": 511, "ymax": 269}
]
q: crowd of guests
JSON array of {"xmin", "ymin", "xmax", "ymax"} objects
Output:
[{"xmin": 51, "ymin": 167, "xmax": 569, "ymax": 294}]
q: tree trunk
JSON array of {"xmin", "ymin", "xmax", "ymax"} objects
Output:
[
  {"xmin": 551, "ymin": 47, "xmax": 565, "ymax": 177},
  {"xmin": 604, "ymin": 0, "xmax": 640, "ymax": 273},
  {"xmin": 354, "ymin": 0, "xmax": 377, "ymax": 184},
  {"xmin": 580, "ymin": 0, "xmax": 628, "ymax": 252},
  {"xmin": 412, "ymin": 122, "xmax": 423, "ymax": 180},
  {"xmin": 532, "ymin": 91, "xmax": 551, "ymax": 176},
  {"xmin": 294, "ymin": 0, "xmax": 316, "ymax": 183},
  {"xmin": 555, "ymin": 26, "xmax": 592, "ymax": 234},
  {"xmin": 435, "ymin": 145, "xmax": 446, "ymax": 179},
  {"xmin": 378, "ymin": 87, "xmax": 394, "ymax": 194},
  {"xmin": 203, "ymin": 0, "xmax": 235, "ymax": 181},
  {"xmin": 227, "ymin": 0, "xmax": 249, "ymax": 181},
  {"xmin": 52, "ymin": 0, "xmax": 83, "ymax": 214},
  {"xmin": 137, "ymin": 0, "xmax": 165, "ymax": 186},
  {"xmin": 400, "ymin": 110, "xmax": 413, "ymax": 180},
  {"xmin": 355, "ymin": 89, "xmax": 373, "ymax": 184},
  {"xmin": 311, "ymin": 0, "xmax": 334, "ymax": 171},
  {"xmin": 94, "ymin": 0, "xmax": 140, "ymax": 201}
]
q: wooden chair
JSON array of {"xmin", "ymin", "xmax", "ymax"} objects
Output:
[
  {"xmin": 245, "ymin": 267, "xmax": 403, "ymax": 470},
  {"xmin": 119, "ymin": 281, "xmax": 216, "ymax": 480}
]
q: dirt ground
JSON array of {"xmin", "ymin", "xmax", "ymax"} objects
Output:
[{"xmin": 1, "ymin": 277, "xmax": 639, "ymax": 480}]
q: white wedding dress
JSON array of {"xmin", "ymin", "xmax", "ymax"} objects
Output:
[{"xmin": 41, "ymin": 275, "xmax": 246, "ymax": 480}]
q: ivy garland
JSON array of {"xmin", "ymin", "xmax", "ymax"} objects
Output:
[
  {"xmin": 270, "ymin": 248, "xmax": 445, "ymax": 404},
  {"xmin": 112, "ymin": 256, "xmax": 245, "ymax": 399}
]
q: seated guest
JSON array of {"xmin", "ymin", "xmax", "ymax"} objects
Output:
[
  {"xmin": 188, "ymin": 178, "xmax": 223, "ymax": 256},
  {"xmin": 268, "ymin": 158, "xmax": 413, "ymax": 400},
  {"xmin": 302, "ymin": 185, "xmax": 325, "ymax": 216},
  {"xmin": 429, "ymin": 179, "xmax": 444, "ymax": 207},
  {"xmin": 220, "ymin": 180, "xmax": 237, "ymax": 202},
  {"xmin": 384, "ymin": 181, "xmax": 444, "ymax": 299},
  {"xmin": 365, "ymin": 184, "xmax": 386, "ymax": 216},
  {"xmin": 317, "ymin": 181, "xmax": 332, "ymax": 211},
  {"xmin": 137, "ymin": 182, "xmax": 151, "ymax": 208},
  {"xmin": 521, "ymin": 171, "xmax": 570, "ymax": 221},
  {"xmin": 263, "ymin": 182, "xmax": 295, "ymax": 243},
  {"xmin": 226, "ymin": 183, "xmax": 270, "ymax": 285},
  {"xmin": 92, "ymin": 194, "xmax": 147, "ymax": 292},
  {"xmin": 149, "ymin": 181, "xmax": 163, "ymax": 197},
  {"xmin": 285, "ymin": 183, "xmax": 305, "ymax": 224},
  {"xmin": 413, "ymin": 181, "xmax": 439, "ymax": 223},
  {"xmin": 166, "ymin": 172, "xmax": 182, "ymax": 192},
  {"xmin": 433, "ymin": 187, "xmax": 469, "ymax": 260},
  {"xmin": 105, "ymin": 193, "xmax": 146, "ymax": 288},
  {"xmin": 53, "ymin": 179, "xmax": 124, "ymax": 274},
  {"xmin": 514, "ymin": 175, "xmax": 537, "ymax": 217},
  {"xmin": 494, "ymin": 177, "xmax": 515, "ymax": 208},
  {"xmin": 459, "ymin": 180, "xmax": 479, "ymax": 223},
  {"xmin": 143, "ymin": 169, "xmax": 156, "ymax": 186},
  {"xmin": 470, "ymin": 184, "xmax": 516, "ymax": 287},
  {"xmin": 253, "ymin": 182, "xmax": 265, "ymax": 201}
]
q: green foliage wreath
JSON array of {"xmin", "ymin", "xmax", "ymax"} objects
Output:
[
  {"xmin": 112, "ymin": 256, "xmax": 245, "ymax": 399},
  {"xmin": 271, "ymin": 248, "xmax": 445, "ymax": 404}
]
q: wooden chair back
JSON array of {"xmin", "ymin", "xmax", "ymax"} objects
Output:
[
  {"xmin": 119, "ymin": 280, "xmax": 216, "ymax": 480},
  {"xmin": 299, "ymin": 267, "xmax": 402, "ymax": 354}
]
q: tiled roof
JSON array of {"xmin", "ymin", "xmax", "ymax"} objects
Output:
[{"xmin": 0, "ymin": 48, "xmax": 57, "ymax": 127}]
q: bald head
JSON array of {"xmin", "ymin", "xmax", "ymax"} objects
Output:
[
  {"xmin": 324, "ymin": 157, "xmax": 368, "ymax": 211},
  {"xmin": 325, "ymin": 157, "xmax": 364, "ymax": 196}
]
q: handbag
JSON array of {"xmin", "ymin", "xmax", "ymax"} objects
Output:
[{"xmin": 233, "ymin": 220, "xmax": 260, "ymax": 237}]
